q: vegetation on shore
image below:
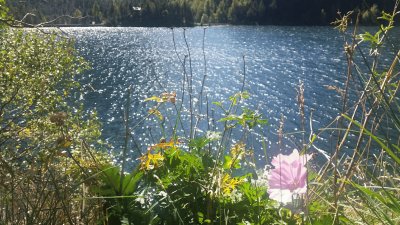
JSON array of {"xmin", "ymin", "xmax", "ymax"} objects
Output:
[
  {"xmin": 1, "ymin": 0, "xmax": 400, "ymax": 224},
  {"xmin": 6, "ymin": 0, "xmax": 397, "ymax": 26}
]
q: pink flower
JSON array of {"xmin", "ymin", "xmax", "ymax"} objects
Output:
[{"xmin": 268, "ymin": 150, "xmax": 312, "ymax": 204}]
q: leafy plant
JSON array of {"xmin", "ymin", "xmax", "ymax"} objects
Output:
[
  {"xmin": 135, "ymin": 92, "xmax": 297, "ymax": 225},
  {"xmin": 0, "ymin": 15, "xmax": 107, "ymax": 224}
]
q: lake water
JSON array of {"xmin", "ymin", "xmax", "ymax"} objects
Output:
[{"xmin": 64, "ymin": 26, "xmax": 400, "ymax": 165}]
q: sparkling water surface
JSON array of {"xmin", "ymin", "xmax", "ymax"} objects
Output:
[{"xmin": 63, "ymin": 26, "xmax": 400, "ymax": 165}]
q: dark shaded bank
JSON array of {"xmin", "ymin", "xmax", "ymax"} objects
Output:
[{"xmin": 6, "ymin": 0, "xmax": 398, "ymax": 27}]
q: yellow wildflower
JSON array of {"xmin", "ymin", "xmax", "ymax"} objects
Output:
[
  {"xmin": 139, "ymin": 151, "xmax": 164, "ymax": 171},
  {"xmin": 221, "ymin": 174, "xmax": 242, "ymax": 195},
  {"xmin": 149, "ymin": 139, "xmax": 180, "ymax": 150}
]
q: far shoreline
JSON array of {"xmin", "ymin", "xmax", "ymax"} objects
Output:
[
  {"xmin": 36, "ymin": 17, "xmax": 386, "ymax": 28},
  {"xmin": 40, "ymin": 23, "xmax": 381, "ymax": 28}
]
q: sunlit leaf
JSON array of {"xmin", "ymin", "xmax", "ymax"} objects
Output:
[
  {"xmin": 149, "ymin": 107, "xmax": 163, "ymax": 120},
  {"xmin": 145, "ymin": 96, "xmax": 163, "ymax": 102}
]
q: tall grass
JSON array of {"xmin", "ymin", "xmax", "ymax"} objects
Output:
[{"xmin": 310, "ymin": 1, "xmax": 400, "ymax": 224}]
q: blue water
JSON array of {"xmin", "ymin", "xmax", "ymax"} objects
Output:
[{"xmin": 63, "ymin": 26, "xmax": 400, "ymax": 165}]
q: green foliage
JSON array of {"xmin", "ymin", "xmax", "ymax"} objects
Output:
[
  {"xmin": 189, "ymin": 136, "xmax": 210, "ymax": 153},
  {"xmin": 0, "ymin": 23, "xmax": 107, "ymax": 224},
  {"xmin": 2, "ymin": 0, "xmax": 399, "ymax": 223},
  {"xmin": 219, "ymin": 108, "xmax": 268, "ymax": 129},
  {"xmin": 0, "ymin": 29, "xmax": 89, "ymax": 155},
  {"xmin": 93, "ymin": 166, "xmax": 143, "ymax": 196},
  {"xmin": 130, "ymin": 92, "xmax": 299, "ymax": 225},
  {"xmin": 87, "ymin": 165, "xmax": 150, "ymax": 224},
  {"xmin": 0, "ymin": 0, "xmax": 9, "ymax": 27},
  {"xmin": 141, "ymin": 144, "xmax": 289, "ymax": 224},
  {"xmin": 6, "ymin": 0, "xmax": 396, "ymax": 26},
  {"xmin": 216, "ymin": 91, "xmax": 268, "ymax": 130}
]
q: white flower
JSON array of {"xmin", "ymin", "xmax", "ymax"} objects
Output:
[
  {"xmin": 135, "ymin": 190, "xmax": 147, "ymax": 205},
  {"xmin": 241, "ymin": 220, "xmax": 252, "ymax": 225},
  {"xmin": 206, "ymin": 131, "xmax": 222, "ymax": 140},
  {"xmin": 251, "ymin": 166, "xmax": 269, "ymax": 187},
  {"xmin": 229, "ymin": 188, "xmax": 243, "ymax": 202},
  {"xmin": 158, "ymin": 191, "xmax": 167, "ymax": 197},
  {"xmin": 135, "ymin": 195, "xmax": 145, "ymax": 205}
]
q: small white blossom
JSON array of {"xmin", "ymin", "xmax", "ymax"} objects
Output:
[
  {"xmin": 158, "ymin": 191, "xmax": 167, "ymax": 197},
  {"xmin": 206, "ymin": 131, "xmax": 222, "ymax": 140},
  {"xmin": 242, "ymin": 220, "xmax": 252, "ymax": 225},
  {"xmin": 229, "ymin": 188, "xmax": 243, "ymax": 202},
  {"xmin": 136, "ymin": 196, "xmax": 145, "ymax": 205}
]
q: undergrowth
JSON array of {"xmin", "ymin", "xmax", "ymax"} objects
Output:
[{"xmin": 0, "ymin": 0, "xmax": 399, "ymax": 224}]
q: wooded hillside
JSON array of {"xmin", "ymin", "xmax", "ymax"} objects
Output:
[{"xmin": 7, "ymin": 0, "xmax": 395, "ymax": 26}]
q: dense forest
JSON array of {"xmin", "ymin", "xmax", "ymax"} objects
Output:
[{"xmin": 6, "ymin": 0, "xmax": 396, "ymax": 26}]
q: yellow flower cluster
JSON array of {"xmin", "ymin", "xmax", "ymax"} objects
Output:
[
  {"xmin": 139, "ymin": 151, "xmax": 164, "ymax": 171},
  {"xmin": 221, "ymin": 174, "xmax": 242, "ymax": 195}
]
